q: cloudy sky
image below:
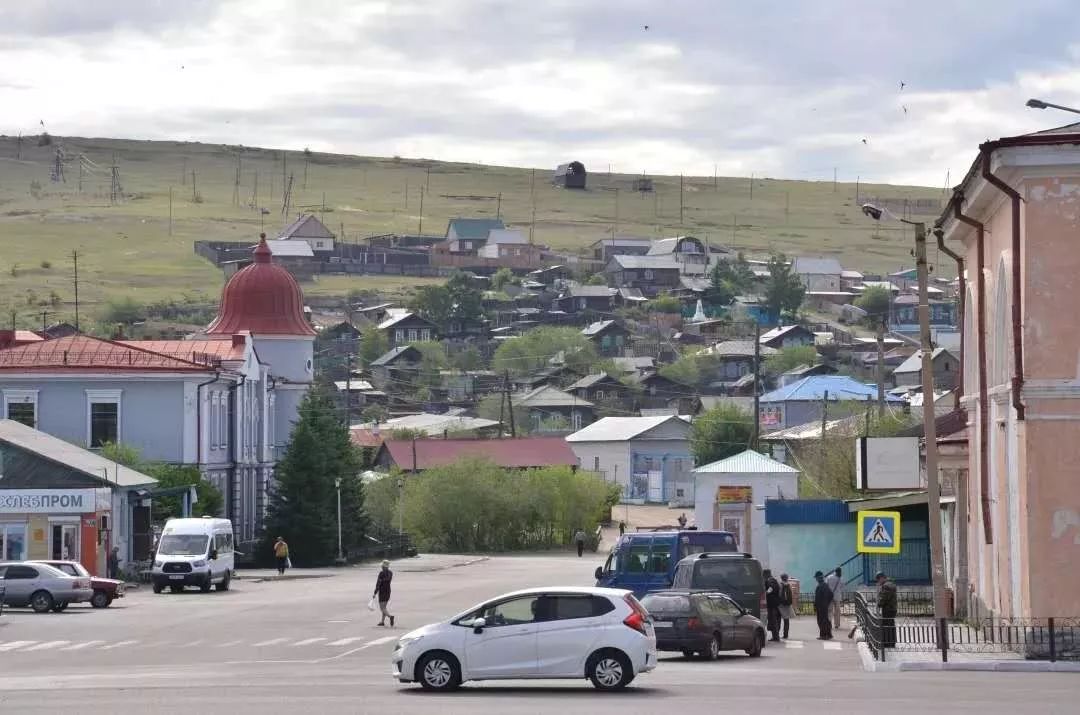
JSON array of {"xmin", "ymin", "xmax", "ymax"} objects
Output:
[{"xmin": 3, "ymin": 0, "xmax": 1080, "ymax": 186}]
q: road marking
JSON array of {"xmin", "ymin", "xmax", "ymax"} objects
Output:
[
  {"xmin": 291, "ymin": 637, "xmax": 327, "ymax": 646},
  {"xmin": 0, "ymin": 641, "xmax": 36, "ymax": 652},
  {"xmin": 25, "ymin": 641, "xmax": 71, "ymax": 651},
  {"xmin": 327, "ymin": 620, "xmax": 350, "ymax": 624},
  {"xmin": 363, "ymin": 636, "xmax": 395, "ymax": 648},
  {"xmin": 251, "ymin": 638, "xmax": 289, "ymax": 647},
  {"xmin": 823, "ymin": 641, "xmax": 843, "ymax": 650},
  {"xmin": 181, "ymin": 640, "xmax": 204, "ymax": 647},
  {"xmin": 61, "ymin": 641, "xmax": 105, "ymax": 651},
  {"xmin": 782, "ymin": 640, "xmax": 804, "ymax": 648},
  {"xmin": 101, "ymin": 640, "xmax": 137, "ymax": 650},
  {"xmin": 216, "ymin": 640, "xmax": 245, "ymax": 648},
  {"xmin": 327, "ymin": 637, "xmax": 368, "ymax": 647}
]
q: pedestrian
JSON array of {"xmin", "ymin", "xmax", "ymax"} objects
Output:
[
  {"xmin": 677, "ymin": 512, "xmax": 687, "ymax": 528},
  {"xmin": 107, "ymin": 546, "xmax": 120, "ymax": 580},
  {"xmin": 618, "ymin": 521, "xmax": 626, "ymax": 537},
  {"xmin": 813, "ymin": 570, "xmax": 834, "ymax": 640},
  {"xmin": 574, "ymin": 528, "xmax": 587, "ymax": 557},
  {"xmin": 825, "ymin": 566, "xmax": 844, "ymax": 629},
  {"xmin": 273, "ymin": 536, "xmax": 289, "ymax": 576},
  {"xmin": 763, "ymin": 569, "xmax": 782, "ymax": 642},
  {"xmin": 374, "ymin": 560, "xmax": 395, "ymax": 627},
  {"xmin": 876, "ymin": 571, "xmax": 898, "ymax": 648},
  {"xmin": 778, "ymin": 573, "xmax": 795, "ymax": 640}
]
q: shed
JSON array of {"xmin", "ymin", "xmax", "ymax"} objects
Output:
[{"xmin": 553, "ymin": 161, "xmax": 587, "ymax": 189}]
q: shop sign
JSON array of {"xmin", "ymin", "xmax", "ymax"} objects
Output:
[
  {"xmin": 0, "ymin": 489, "xmax": 98, "ymax": 514},
  {"xmin": 715, "ymin": 486, "xmax": 753, "ymax": 504}
]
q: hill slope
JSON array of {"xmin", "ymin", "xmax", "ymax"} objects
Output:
[{"xmin": 0, "ymin": 135, "xmax": 947, "ymax": 327}]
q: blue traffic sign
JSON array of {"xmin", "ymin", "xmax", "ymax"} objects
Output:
[{"xmin": 857, "ymin": 510, "xmax": 901, "ymax": 554}]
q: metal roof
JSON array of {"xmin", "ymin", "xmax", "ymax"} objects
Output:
[
  {"xmin": 278, "ymin": 214, "xmax": 334, "ymax": 240},
  {"xmin": 446, "ymin": 218, "xmax": 505, "ymax": 240},
  {"xmin": 567, "ymin": 373, "xmax": 616, "ymax": 391},
  {"xmin": 370, "ymin": 345, "xmax": 420, "ymax": 366},
  {"xmin": 517, "ymin": 385, "xmax": 593, "ymax": 408},
  {"xmin": 693, "ymin": 449, "xmax": 799, "ymax": 474},
  {"xmin": 264, "ymin": 239, "xmax": 314, "ymax": 257},
  {"xmin": 378, "ymin": 413, "xmax": 499, "ymax": 436},
  {"xmin": 701, "ymin": 340, "xmax": 778, "ymax": 358},
  {"xmin": 581, "ymin": 320, "xmax": 618, "ymax": 337},
  {"xmin": 892, "ymin": 348, "xmax": 953, "ymax": 374},
  {"xmin": 609, "ymin": 254, "xmax": 681, "ymax": 270},
  {"xmin": 566, "ymin": 415, "xmax": 688, "ymax": 442},
  {"xmin": 0, "ymin": 419, "xmax": 158, "ymax": 488},
  {"xmin": 759, "ymin": 375, "xmax": 904, "ymax": 403},
  {"xmin": 0, "ymin": 335, "xmax": 218, "ymax": 372},
  {"xmin": 379, "ymin": 436, "xmax": 576, "ymax": 470}
]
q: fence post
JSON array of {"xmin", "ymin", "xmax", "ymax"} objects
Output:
[
  {"xmin": 940, "ymin": 617, "xmax": 949, "ymax": 663},
  {"xmin": 1049, "ymin": 618, "xmax": 1056, "ymax": 663}
]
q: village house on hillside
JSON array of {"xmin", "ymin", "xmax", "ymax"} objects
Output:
[
  {"xmin": 591, "ymin": 236, "xmax": 653, "ymax": 262},
  {"xmin": 278, "ymin": 214, "xmax": 335, "ymax": 253},
  {"xmin": 554, "ymin": 285, "xmax": 615, "ymax": 314},
  {"xmin": 760, "ymin": 324, "xmax": 816, "ymax": 349},
  {"xmin": 368, "ymin": 345, "xmax": 422, "ymax": 389},
  {"xmin": 375, "ymin": 436, "xmax": 577, "ymax": 471},
  {"xmin": 891, "ymin": 347, "xmax": 959, "ymax": 391},
  {"xmin": 581, "ymin": 320, "xmax": 629, "ymax": 357},
  {"xmin": 442, "ymin": 218, "xmax": 506, "ymax": 253},
  {"xmin": 648, "ymin": 236, "xmax": 709, "ymax": 275},
  {"xmin": 515, "ymin": 384, "xmax": 595, "ymax": 433},
  {"xmin": 377, "ymin": 311, "xmax": 438, "ymax": 348},
  {"xmin": 758, "ymin": 375, "xmax": 902, "ymax": 431},
  {"xmin": 793, "ymin": 256, "xmax": 843, "ymax": 291},
  {"xmin": 603, "ymin": 255, "xmax": 682, "ymax": 296}
]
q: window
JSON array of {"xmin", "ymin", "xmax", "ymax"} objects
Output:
[
  {"xmin": 395, "ymin": 329, "xmax": 405, "ymax": 344},
  {"xmin": 708, "ymin": 595, "xmax": 743, "ymax": 617},
  {"xmin": 542, "ymin": 595, "xmax": 612, "ymax": 621},
  {"xmin": 1, "ymin": 523, "xmax": 27, "ymax": 561},
  {"xmin": 420, "ymin": 329, "xmax": 431, "ymax": 341},
  {"xmin": 3, "ymin": 389, "xmax": 38, "ymax": 428},
  {"xmin": 473, "ymin": 595, "xmax": 541, "ymax": 627},
  {"xmin": 408, "ymin": 328, "xmax": 418, "ymax": 342},
  {"xmin": 3, "ymin": 564, "xmax": 38, "ymax": 579},
  {"xmin": 571, "ymin": 410, "xmax": 583, "ymax": 431},
  {"xmin": 86, "ymin": 389, "xmax": 121, "ymax": 448},
  {"xmin": 214, "ymin": 532, "xmax": 234, "ymax": 554},
  {"xmin": 623, "ymin": 542, "xmax": 652, "ymax": 573},
  {"xmin": 593, "ymin": 456, "xmax": 600, "ymax": 472},
  {"xmin": 595, "ymin": 390, "xmax": 604, "ymax": 400}
]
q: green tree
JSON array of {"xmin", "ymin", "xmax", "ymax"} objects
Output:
[
  {"xmin": 764, "ymin": 345, "xmax": 819, "ymax": 378},
  {"xmin": 410, "ymin": 271, "xmax": 483, "ymax": 330},
  {"xmin": 763, "ymin": 253, "xmax": 805, "ymax": 320},
  {"xmin": 586, "ymin": 273, "xmax": 608, "ymax": 286},
  {"xmin": 705, "ymin": 259, "xmax": 736, "ymax": 307},
  {"xmin": 100, "ymin": 443, "xmax": 223, "ymax": 521},
  {"xmin": 101, "ymin": 297, "xmax": 146, "ymax": 325},
  {"xmin": 410, "ymin": 340, "xmax": 448, "ymax": 391},
  {"xmin": 451, "ymin": 346, "xmax": 482, "ymax": 371},
  {"xmin": 490, "ymin": 267, "xmax": 517, "ymax": 291},
  {"xmin": 493, "ymin": 326, "xmax": 599, "ymax": 377},
  {"xmin": 262, "ymin": 386, "xmax": 365, "ymax": 566},
  {"xmin": 854, "ymin": 285, "xmax": 891, "ymax": 326},
  {"xmin": 690, "ymin": 404, "xmax": 754, "ymax": 466},
  {"xmin": 358, "ymin": 324, "xmax": 388, "ymax": 366},
  {"xmin": 646, "ymin": 295, "xmax": 682, "ymax": 314},
  {"xmin": 798, "ymin": 410, "xmax": 917, "ymax": 498}
]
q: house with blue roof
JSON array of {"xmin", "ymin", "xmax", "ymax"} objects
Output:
[{"xmin": 758, "ymin": 375, "xmax": 903, "ymax": 432}]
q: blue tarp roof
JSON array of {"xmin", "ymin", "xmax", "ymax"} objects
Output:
[{"xmin": 759, "ymin": 375, "xmax": 904, "ymax": 403}]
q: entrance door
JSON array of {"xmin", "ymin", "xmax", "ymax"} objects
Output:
[
  {"xmin": 51, "ymin": 523, "xmax": 80, "ymax": 561},
  {"xmin": 719, "ymin": 515, "xmax": 744, "ymax": 549},
  {"xmin": 1, "ymin": 523, "xmax": 27, "ymax": 560},
  {"xmin": 132, "ymin": 504, "xmax": 152, "ymax": 560}
]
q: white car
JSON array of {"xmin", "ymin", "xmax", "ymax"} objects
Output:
[{"xmin": 392, "ymin": 586, "xmax": 657, "ymax": 692}]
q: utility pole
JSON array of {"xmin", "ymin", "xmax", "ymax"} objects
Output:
[
  {"xmin": 496, "ymin": 192, "xmax": 502, "ymax": 219},
  {"xmin": 785, "ymin": 192, "xmax": 790, "ymax": 222},
  {"xmin": 15, "ymin": 132, "xmax": 21, "ymax": 160},
  {"xmin": 855, "ymin": 175, "xmax": 860, "ymax": 205},
  {"xmin": 181, "ymin": 157, "xmax": 187, "ymax": 186},
  {"xmin": 191, "ymin": 170, "xmax": 197, "ymax": 202},
  {"xmin": 833, "ymin": 167, "xmax": 837, "ymax": 192},
  {"xmin": 752, "ymin": 320, "xmax": 761, "ymax": 449},
  {"xmin": 426, "ymin": 165, "xmax": 431, "ymax": 194},
  {"xmin": 418, "ymin": 189, "xmax": 424, "ymax": 235},
  {"xmin": 41, "ymin": 309, "xmax": 48, "ymax": 334},
  {"xmin": 876, "ymin": 318, "xmax": 886, "ymax": 417},
  {"xmin": 346, "ymin": 355, "xmax": 356, "ymax": 426},
  {"xmin": 504, "ymin": 371, "xmax": 516, "ymax": 438},
  {"xmin": 168, "ymin": 186, "xmax": 173, "ymax": 236},
  {"xmin": 749, "ymin": 173, "xmax": 754, "ymax": 201},
  {"xmin": 529, "ymin": 205, "xmax": 536, "ymax": 244},
  {"xmin": 914, "ymin": 220, "xmax": 948, "ymax": 634},
  {"xmin": 713, "ymin": 164, "xmax": 717, "ymax": 191},
  {"xmin": 251, "ymin": 171, "xmax": 258, "ymax": 209},
  {"xmin": 679, "ymin": 174, "xmax": 684, "ymax": 225},
  {"xmin": 819, "ymin": 390, "xmax": 829, "ymax": 481},
  {"xmin": 72, "ymin": 249, "xmax": 80, "ymax": 331},
  {"xmin": 530, "ymin": 167, "xmax": 536, "ymax": 199}
]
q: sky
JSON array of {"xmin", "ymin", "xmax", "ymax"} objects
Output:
[{"xmin": 4, "ymin": 0, "xmax": 1080, "ymax": 186}]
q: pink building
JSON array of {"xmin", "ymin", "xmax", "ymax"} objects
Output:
[{"xmin": 940, "ymin": 122, "xmax": 1080, "ymax": 619}]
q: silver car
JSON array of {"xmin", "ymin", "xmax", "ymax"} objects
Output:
[{"xmin": 0, "ymin": 561, "xmax": 94, "ymax": 613}]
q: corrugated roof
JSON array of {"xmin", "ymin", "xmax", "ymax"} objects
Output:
[
  {"xmin": 564, "ymin": 285, "xmax": 615, "ymax": 298},
  {"xmin": 759, "ymin": 375, "xmax": 904, "ymax": 403},
  {"xmin": 701, "ymin": 340, "xmax": 778, "ymax": 358},
  {"xmin": 370, "ymin": 345, "xmax": 420, "ymax": 366},
  {"xmin": 377, "ymin": 312, "xmax": 433, "ymax": 330},
  {"xmin": 566, "ymin": 415, "xmax": 688, "ymax": 442},
  {"xmin": 379, "ymin": 413, "xmax": 499, "ymax": 436},
  {"xmin": 693, "ymin": 449, "xmax": 799, "ymax": 474},
  {"xmin": 380, "ymin": 437, "xmax": 576, "ymax": 470},
  {"xmin": 612, "ymin": 356, "xmax": 655, "ymax": 373},
  {"xmin": 765, "ymin": 499, "xmax": 853, "ymax": 525},
  {"xmin": 759, "ymin": 413, "xmax": 868, "ymax": 442},
  {"xmin": 334, "ymin": 380, "xmax": 374, "ymax": 391},
  {"xmin": 567, "ymin": 373, "xmax": 616, "ymax": 391},
  {"xmin": 0, "ymin": 335, "xmax": 216, "ymax": 372},
  {"xmin": 446, "ymin": 218, "xmax": 505, "ymax": 240},
  {"xmin": 517, "ymin": 385, "xmax": 593, "ymax": 408},
  {"xmin": 759, "ymin": 325, "xmax": 811, "ymax": 343},
  {"xmin": 0, "ymin": 419, "xmax": 158, "ymax": 488},
  {"xmin": 892, "ymin": 348, "xmax": 953, "ymax": 374},
  {"xmin": 265, "ymin": 239, "xmax": 314, "ymax": 257},
  {"xmin": 581, "ymin": 320, "xmax": 617, "ymax": 337},
  {"xmin": 278, "ymin": 214, "xmax": 334, "ymax": 240},
  {"xmin": 119, "ymin": 339, "xmax": 246, "ymax": 362},
  {"xmin": 609, "ymin": 254, "xmax": 681, "ymax": 270}
]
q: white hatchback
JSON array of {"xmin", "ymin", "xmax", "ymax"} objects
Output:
[{"xmin": 392, "ymin": 586, "xmax": 657, "ymax": 691}]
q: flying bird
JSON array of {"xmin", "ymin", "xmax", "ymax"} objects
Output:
[
  {"xmin": 643, "ymin": 24, "xmax": 649, "ymax": 30},
  {"xmin": 861, "ymin": 138, "xmax": 868, "ymax": 144},
  {"xmin": 902, "ymin": 105, "xmax": 908, "ymax": 115},
  {"xmin": 899, "ymin": 81, "xmax": 905, "ymax": 91}
]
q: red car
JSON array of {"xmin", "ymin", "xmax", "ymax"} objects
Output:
[{"xmin": 35, "ymin": 560, "xmax": 125, "ymax": 609}]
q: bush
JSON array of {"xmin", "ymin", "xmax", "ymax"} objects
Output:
[
  {"xmin": 37, "ymin": 132, "xmax": 52, "ymax": 147},
  {"xmin": 40, "ymin": 260, "xmax": 52, "ymax": 270},
  {"xmin": 646, "ymin": 295, "xmax": 682, "ymax": 314},
  {"xmin": 101, "ymin": 297, "xmax": 146, "ymax": 325}
]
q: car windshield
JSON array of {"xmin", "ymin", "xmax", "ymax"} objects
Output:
[
  {"xmin": 640, "ymin": 594, "xmax": 691, "ymax": 615},
  {"xmin": 694, "ymin": 560, "xmax": 761, "ymax": 592},
  {"xmin": 157, "ymin": 534, "xmax": 209, "ymax": 556}
]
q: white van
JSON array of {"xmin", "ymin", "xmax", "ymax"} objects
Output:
[{"xmin": 151, "ymin": 517, "xmax": 235, "ymax": 594}]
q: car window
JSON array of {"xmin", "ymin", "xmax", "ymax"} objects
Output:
[
  {"xmin": 543, "ymin": 595, "xmax": 602, "ymax": 621},
  {"xmin": 478, "ymin": 596, "xmax": 540, "ymax": 627},
  {"xmin": 4, "ymin": 565, "xmax": 38, "ymax": 579},
  {"xmin": 648, "ymin": 538, "xmax": 674, "ymax": 574},
  {"xmin": 622, "ymin": 542, "xmax": 651, "ymax": 573},
  {"xmin": 641, "ymin": 593, "xmax": 691, "ymax": 615},
  {"xmin": 693, "ymin": 560, "xmax": 762, "ymax": 592},
  {"xmin": 672, "ymin": 564, "xmax": 690, "ymax": 589},
  {"xmin": 158, "ymin": 534, "xmax": 208, "ymax": 556},
  {"xmin": 55, "ymin": 563, "xmax": 79, "ymax": 576},
  {"xmin": 708, "ymin": 596, "xmax": 741, "ymax": 616}
]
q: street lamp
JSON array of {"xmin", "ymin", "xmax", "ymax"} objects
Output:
[
  {"xmin": 396, "ymin": 476, "xmax": 405, "ymax": 537},
  {"xmin": 334, "ymin": 477, "xmax": 344, "ymax": 564},
  {"xmin": 1025, "ymin": 98, "xmax": 1080, "ymax": 115},
  {"xmin": 861, "ymin": 203, "xmax": 948, "ymax": 632}
]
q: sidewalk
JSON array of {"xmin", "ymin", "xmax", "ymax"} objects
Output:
[
  {"xmin": 235, "ymin": 553, "xmax": 488, "ymax": 581},
  {"xmin": 853, "ymin": 628, "xmax": 1080, "ymax": 673}
]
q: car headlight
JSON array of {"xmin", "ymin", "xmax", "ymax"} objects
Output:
[
  {"xmin": 193, "ymin": 560, "xmax": 207, "ymax": 568},
  {"xmin": 396, "ymin": 635, "xmax": 423, "ymax": 650},
  {"xmin": 153, "ymin": 560, "xmax": 162, "ymax": 568}
]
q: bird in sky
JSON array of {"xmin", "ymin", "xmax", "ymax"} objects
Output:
[
  {"xmin": 899, "ymin": 81, "xmax": 906, "ymax": 91},
  {"xmin": 861, "ymin": 138, "xmax": 868, "ymax": 144},
  {"xmin": 902, "ymin": 105, "xmax": 908, "ymax": 115},
  {"xmin": 643, "ymin": 24, "xmax": 649, "ymax": 30}
]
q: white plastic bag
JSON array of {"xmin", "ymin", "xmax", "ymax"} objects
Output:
[
  {"xmin": 367, "ymin": 596, "xmax": 376, "ymax": 611},
  {"xmin": 285, "ymin": 556, "xmax": 292, "ymax": 569}
]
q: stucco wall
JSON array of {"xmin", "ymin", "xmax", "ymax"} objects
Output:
[{"xmin": 692, "ymin": 471, "xmax": 798, "ymax": 569}]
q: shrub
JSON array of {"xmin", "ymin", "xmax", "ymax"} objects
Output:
[{"xmin": 40, "ymin": 260, "xmax": 52, "ymax": 270}]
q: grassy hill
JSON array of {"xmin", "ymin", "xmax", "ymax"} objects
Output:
[{"xmin": 0, "ymin": 135, "xmax": 947, "ymax": 329}]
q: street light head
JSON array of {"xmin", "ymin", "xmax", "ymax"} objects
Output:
[
  {"xmin": 861, "ymin": 203, "xmax": 884, "ymax": 221},
  {"xmin": 1026, "ymin": 98, "xmax": 1048, "ymax": 109}
]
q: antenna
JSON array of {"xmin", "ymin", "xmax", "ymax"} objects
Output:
[{"xmin": 232, "ymin": 154, "xmax": 242, "ymax": 207}]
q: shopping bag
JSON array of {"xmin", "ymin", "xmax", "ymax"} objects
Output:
[
  {"xmin": 367, "ymin": 597, "xmax": 376, "ymax": 611},
  {"xmin": 285, "ymin": 556, "xmax": 292, "ymax": 569}
]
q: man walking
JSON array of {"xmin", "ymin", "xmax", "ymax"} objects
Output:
[
  {"xmin": 825, "ymin": 566, "xmax": 844, "ymax": 629},
  {"xmin": 778, "ymin": 573, "xmax": 795, "ymax": 640},
  {"xmin": 813, "ymin": 570, "xmax": 834, "ymax": 640},
  {"xmin": 107, "ymin": 546, "xmax": 120, "ymax": 580},
  {"xmin": 574, "ymin": 528, "xmax": 587, "ymax": 557},
  {"xmin": 763, "ymin": 569, "xmax": 782, "ymax": 641},
  {"xmin": 876, "ymin": 571, "xmax": 897, "ymax": 648},
  {"xmin": 677, "ymin": 512, "xmax": 687, "ymax": 528},
  {"xmin": 273, "ymin": 536, "xmax": 289, "ymax": 576},
  {"xmin": 374, "ymin": 560, "xmax": 395, "ymax": 627}
]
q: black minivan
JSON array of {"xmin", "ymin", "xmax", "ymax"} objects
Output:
[
  {"xmin": 641, "ymin": 590, "xmax": 766, "ymax": 659},
  {"xmin": 671, "ymin": 553, "xmax": 765, "ymax": 619}
]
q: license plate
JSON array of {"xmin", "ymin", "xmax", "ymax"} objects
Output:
[
  {"xmin": 652, "ymin": 620, "xmax": 672, "ymax": 628},
  {"xmin": 168, "ymin": 575, "xmax": 185, "ymax": 580}
]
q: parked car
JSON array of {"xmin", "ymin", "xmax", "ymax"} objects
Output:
[
  {"xmin": 593, "ymin": 530, "xmax": 739, "ymax": 596},
  {"xmin": 0, "ymin": 562, "xmax": 93, "ymax": 613},
  {"xmin": 640, "ymin": 590, "xmax": 765, "ymax": 659},
  {"xmin": 392, "ymin": 586, "xmax": 657, "ymax": 692},
  {"xmin": 671, "ymin": 552, "xmax": 765, "ymax": 619},
  {"xmin": 34, "ymin": 560, "xmax": 124, "ymax": 609}
]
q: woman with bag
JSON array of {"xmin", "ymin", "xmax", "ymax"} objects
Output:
[
  {"xmin": 273, "ymin": 536, "xmax": 290, "ymax": 576},
  {"xmin": 778, "ymin": 573, "xmax": 795, "ymax": 640}
]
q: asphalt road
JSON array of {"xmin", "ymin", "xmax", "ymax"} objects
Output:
[{"xmin": 1, "ymin": 553, "xmax": 1078, "ymax": 714}]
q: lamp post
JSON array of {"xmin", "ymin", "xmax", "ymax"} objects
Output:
[
  {"xmin": 396, "ymin": 476, "xmax": 404, "ymax": 537},
  {"xmin": 334, "ymin": 477, "xmax": 344, "ymax": 564},
  {"xmin": 861, "ymin": 203, "xmax": 948, "ymax": 630},
  {"xmin": 1026, "ymin": 98, "xmax": 1080, "ymax": 115}
]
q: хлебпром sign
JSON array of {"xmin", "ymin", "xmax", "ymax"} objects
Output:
[{"xmin": 0, "ymin": 489, "xmax": 98, "ymax": 514}]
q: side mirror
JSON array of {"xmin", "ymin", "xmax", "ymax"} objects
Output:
[
  {"xmin": 594, "ymin": 566, "xmax": 603, "ymax": 581},
  {"xmin": 472, "ymin": 617, "xmax": 486, "ymax": 634},
  {"xmin": 209, "ymin": 549, "xmax": 218, "ymax": 561}
]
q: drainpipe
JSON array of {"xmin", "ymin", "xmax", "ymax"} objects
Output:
[
  {"xmin": 932, "ymin": 222, "xmax": 965, "ymax": 403},
  {"xmin": 952, "ymin": 193, "xmax": 993, "ymax": 545},
  {"xmin": 227, "ymin": 375, "xmax": 246, "ymax": 524},
  {"xmin": 195, "ymin": 372, "xmax": 222, "ymax": 470},
  {"xmin": 979, "ymin": 147, "xmax": 1026, "ymax": 420}
]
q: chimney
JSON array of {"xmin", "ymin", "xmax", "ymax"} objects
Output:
[
  {"xmin": 232, "ymin": 333, "xmax": 247, "ymax": 348},
  {"xmin": 0, "ymin": 330, "xmax": 14, "ymax": 349}
]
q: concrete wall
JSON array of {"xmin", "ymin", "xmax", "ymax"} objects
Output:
[{"xmin": 692, "ymin": 471, "xmax": 799, "ymax": 569}]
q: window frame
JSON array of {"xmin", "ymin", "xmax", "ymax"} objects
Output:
[
  {"xmin": 3, "ymin": 389, "xmax": 38, "ymax": 428},
  {"xmin": 86, "ymin": 389, "xmax": 122, "ymax": 449}
]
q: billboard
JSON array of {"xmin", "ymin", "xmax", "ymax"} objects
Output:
[{"xmin": 855, "ymin": 437, "xmax": 921, "ymax": 490}]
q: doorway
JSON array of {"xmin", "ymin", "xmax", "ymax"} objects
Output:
[
  {"xmin": 50, "ymin": 522, "xmax": 80, "ymax": 561},
  {"xmin": 1, "ymin": 523, "xmax": 27, "ymax": 560}
]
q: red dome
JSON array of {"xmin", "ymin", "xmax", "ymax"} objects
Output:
[{"xmin": 206, "ymin": 237, "xmax": 316, "ymax": 337}]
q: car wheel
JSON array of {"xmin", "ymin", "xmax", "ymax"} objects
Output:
[
  {"xmin": 747, "ymin": 631, "xmax": 764, "ymax": 658},
  {"xmin": 199, "ymin": 575, "xmax": 213, "ymax": 593},
  {"xmin": 169, "ymin": 585, "xmax": 184, "ymax": 594},
  {"xmin": 51, "ymin": 601, "xmax": 68, "ymax": 613},
  {"xmin": 91, "ymin": 591, "xmax": 112, "ymax": 608},
  {"xmin": 216, "ymin": 571, "xmax": 231, "ymax": 592},
  {"xmin": 416, "ymin": 651, "xmax": 461, "ymax": 692},
  {"xmin": 30, "ymin": 590, "xmax": 54, "ymax": 614},
  {"xmin": 702, "ymin": 634, "xmax": 720, "ymax": 661},
  {"xmin": 588, "ymin": 650, "xmax": 634, "ymax": 691},
  {"xmin": 152, "ymin": 582, "xmax": 164, "ymax": 594}
]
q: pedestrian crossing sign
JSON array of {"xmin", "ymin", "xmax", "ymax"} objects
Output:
[{"xmin": 857, "ymin": 510, "xmax": 901, "ymax": 554}]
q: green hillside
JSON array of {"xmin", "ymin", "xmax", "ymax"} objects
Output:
[{"xmin": 0, "ymin": 135, "xmax": 946, "ymax": 328}]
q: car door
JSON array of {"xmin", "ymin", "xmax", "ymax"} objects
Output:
[
  {"xmin": 617, "ymin": 538, "xmax": 653, "ymax": 595},
  {"xmin": 2, "ymin": 565, "xmax": 39, "ymax": 606},
  {"xmin": 534, "ymin": 595, "xmax": 608, "ymax": 677},
  {"xmin": 715, "ymin": 595, "xmax": 754, "ymax": 649},
  {"xmin": 645, "ymin": 537, "xmax": 676, "ymax": 592},
  {"xmin": 463, "ymin": 595, "xmax": 540, "ymax": 680}
]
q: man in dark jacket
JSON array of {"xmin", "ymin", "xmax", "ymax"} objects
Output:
[
  {"xmin": 876, "ymin": 571, "xmax": 898, "ymax": 648},
  {"xmin": 763, "ymin": 569, "xmax": 782, "ymax": 642},
  {"xmin": 813, "ymin": 570, "xmax": 833, "ymax": 640},
  {"xmin": 374, "ymin": 560, "xmax": 395, "ymax": 627}
]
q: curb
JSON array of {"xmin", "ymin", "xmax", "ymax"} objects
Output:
[{"xmin": 860, "ymin": 650, "xmax": 1080, "ymax": 673}]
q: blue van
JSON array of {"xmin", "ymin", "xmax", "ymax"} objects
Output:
[{"xmin": 593, "ymin": 530, "xmax": 739, "ymax": 596}]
